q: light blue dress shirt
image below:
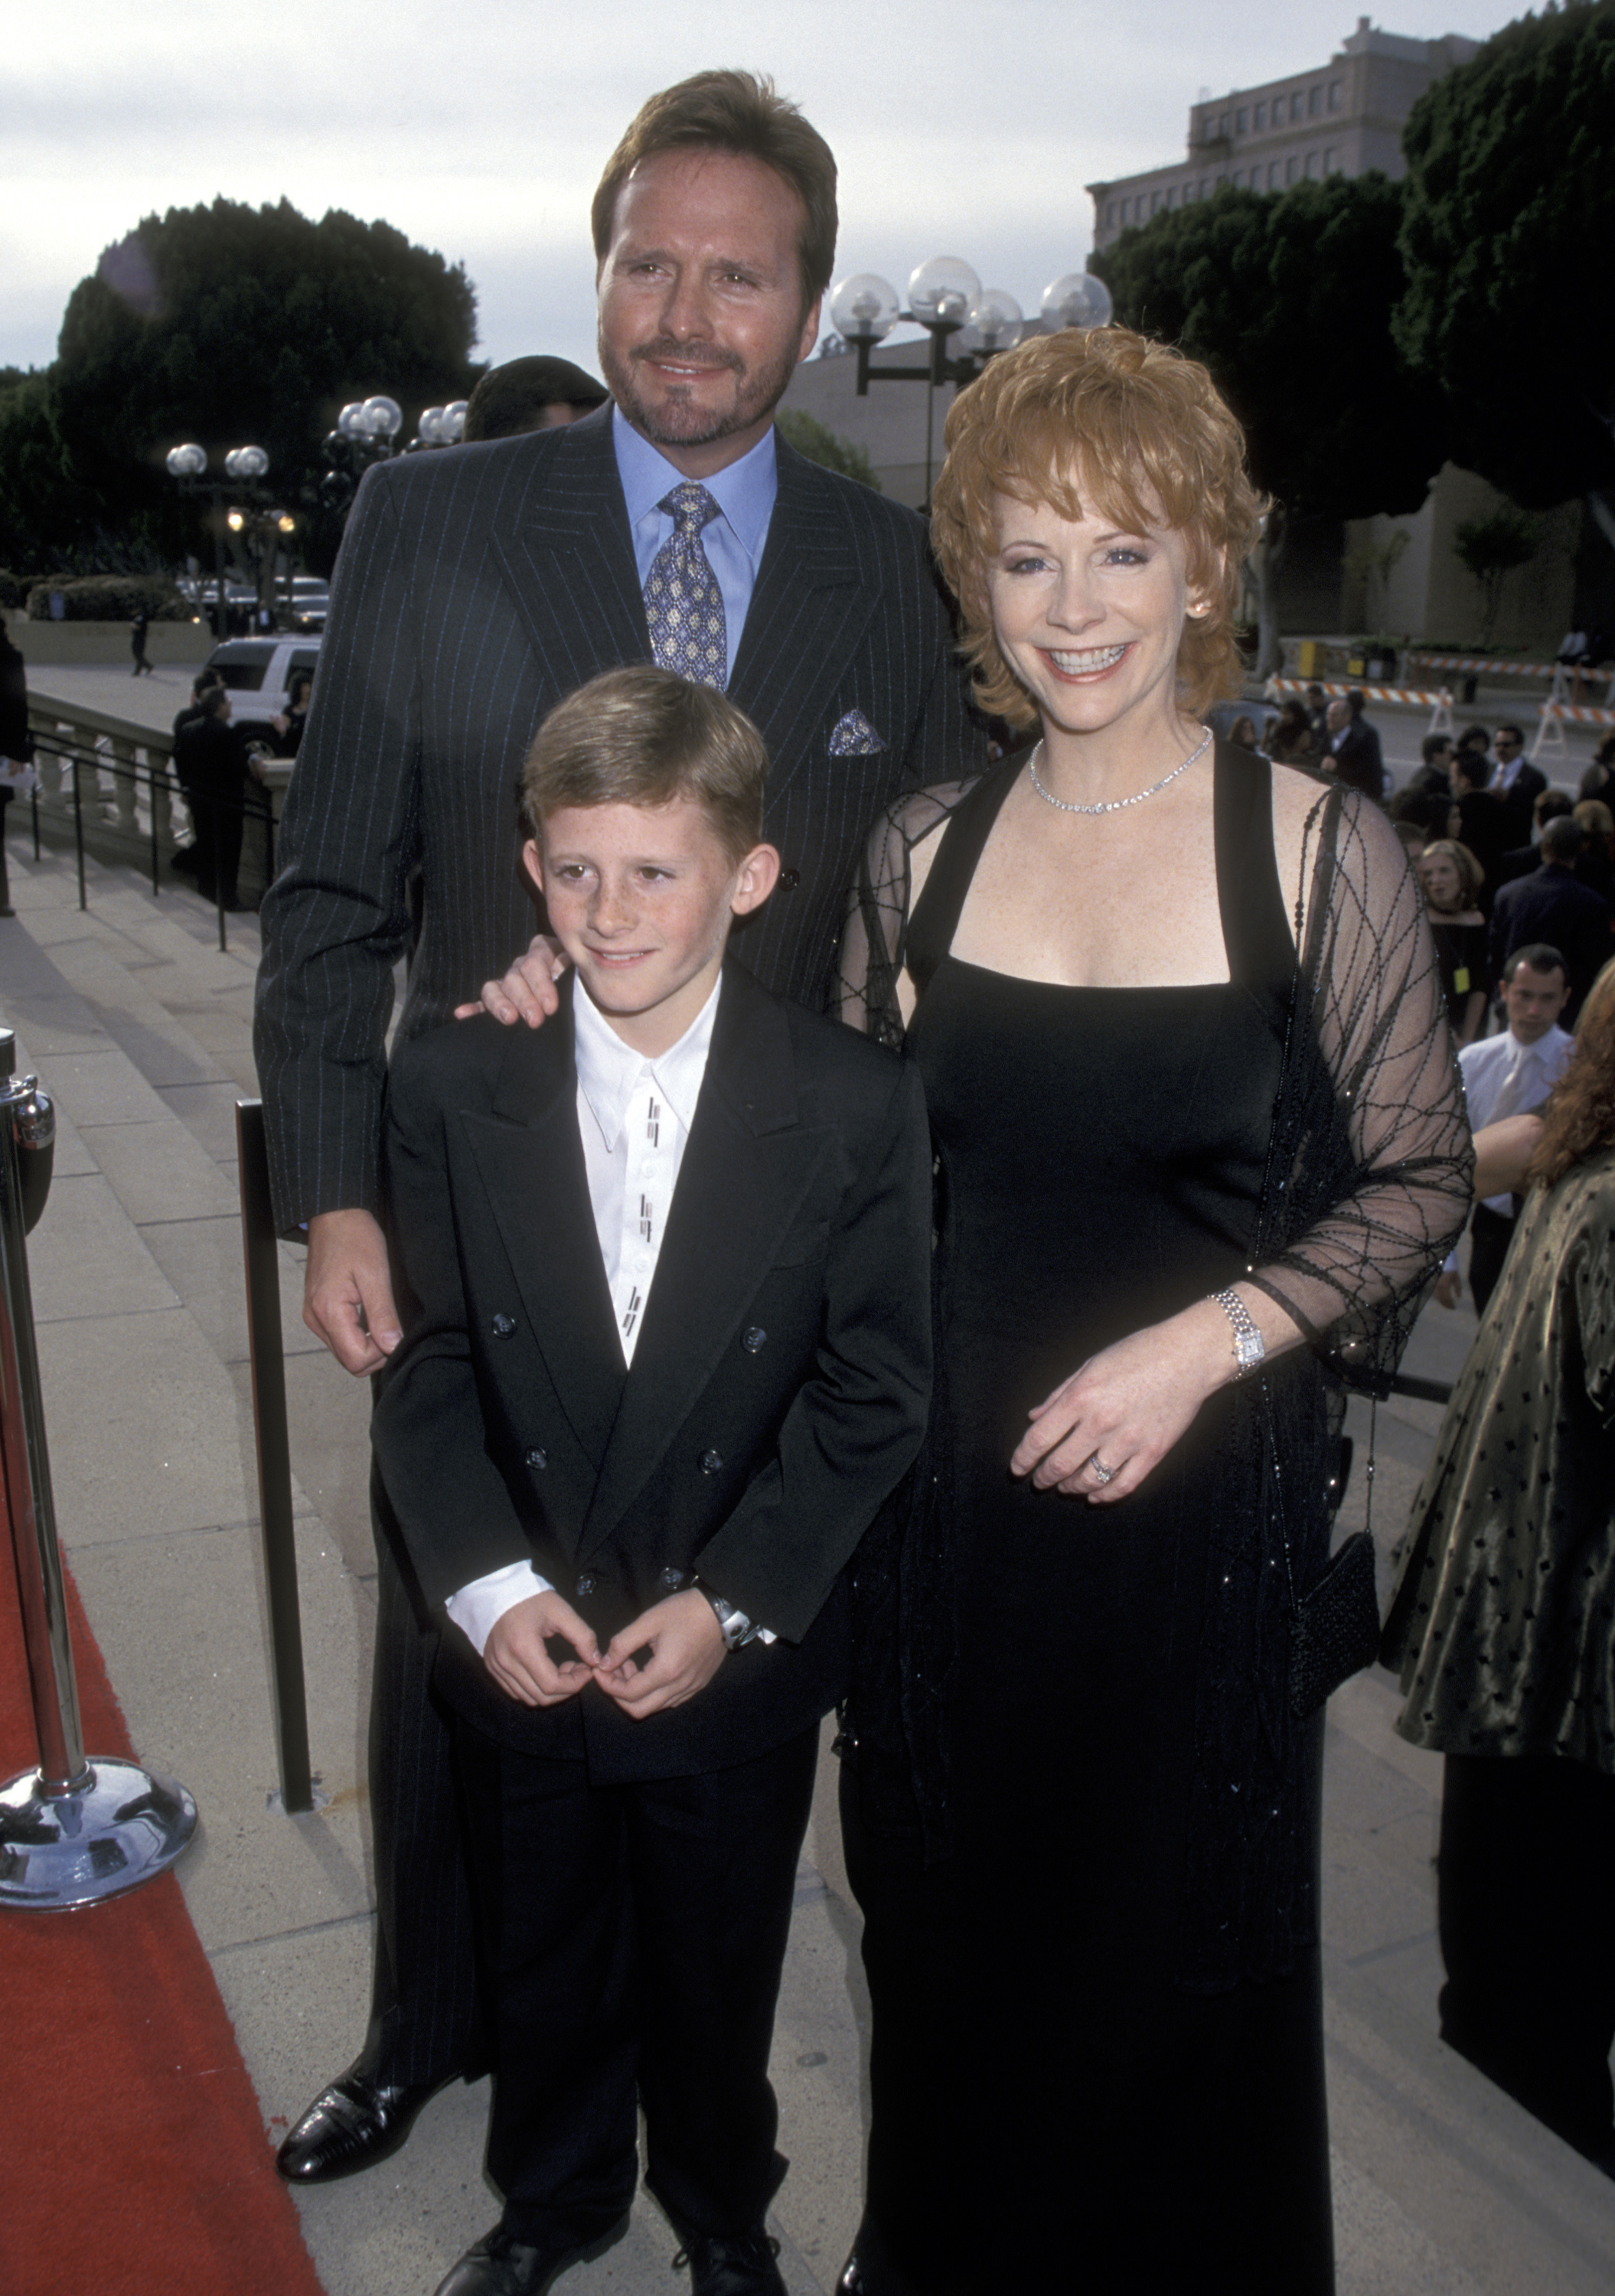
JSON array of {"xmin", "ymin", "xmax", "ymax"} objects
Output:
[{"xmin": 612, "ymin": 406, "xmax": 778, "ymax": 684}]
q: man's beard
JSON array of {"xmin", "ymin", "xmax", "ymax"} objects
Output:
[{"xmin": 600, "ymin": 332, "xmax": 800, "ymax": 448}]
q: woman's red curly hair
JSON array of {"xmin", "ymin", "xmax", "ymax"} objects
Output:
[{"xmin": 929, "ymin": 325, "xmax": 1266, "ymax": 726}]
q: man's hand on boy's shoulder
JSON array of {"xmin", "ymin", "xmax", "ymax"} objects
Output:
[
  {"xmin": 452, "ymin": 932, "xmax": 569, "ymax": 1029},
  {"xmin": 484, "ymin": 1590, "xmax": 602, "ymax": 1707},
  {"xmin": 595, "ymin": 1590, "xmax": 726, "ymax": 1720}
]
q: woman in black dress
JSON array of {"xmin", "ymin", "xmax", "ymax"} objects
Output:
[
  {"xmin": 835, "ymin": 327, "xmax": 1472, "ymax": 2296},
  {"xmin": 1416, "ymin": 837, "xmax": 1489, "ymax": 1046}
]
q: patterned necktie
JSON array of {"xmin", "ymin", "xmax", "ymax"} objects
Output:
[{"xmin": 644, "ymin": 483, "xmax": 727, "ymax": 691}]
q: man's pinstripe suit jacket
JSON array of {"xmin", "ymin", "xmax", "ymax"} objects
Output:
[{"xmin": 253, "ymin": 403, "xmax": 982, "ymax": 1234}]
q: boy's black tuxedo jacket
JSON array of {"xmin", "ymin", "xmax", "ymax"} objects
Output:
[{"xmin": 371, "ymin": 958, "xmax": 933, "ymax": 1781}]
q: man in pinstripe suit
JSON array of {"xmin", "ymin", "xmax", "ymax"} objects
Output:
[{"xmin": 256, "ymin": 68, "xmax": 983, "ymax": 2198}]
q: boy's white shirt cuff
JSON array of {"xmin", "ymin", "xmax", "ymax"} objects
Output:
[
  {"xmin": 445, "ymin": 1558, "xmax": 778, "ymax": 1652},
  {"xmin": 445, "ymin": 1560, "xmax": 555, "ymax": 1655}
]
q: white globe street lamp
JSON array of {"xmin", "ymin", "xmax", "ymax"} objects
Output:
[{"xmin": 824, "ymin": 255, "xmax": 1111, "ymax": 498}]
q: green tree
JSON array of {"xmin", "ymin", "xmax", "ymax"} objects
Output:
[
  {"xmin": 1395, "ymin": 0, "xmax": 1615, "ymax": 532},
  {"xmin": 775, "ymin": 409, "xmax": 882, "ymax": 491},
  {"xmin": 0, "ymin": 373, "xmax": 110, "ymax": 576},
  {"xmin": 1093, "ymin": 174, "xmax": 1450, "ymax": 673},
  {"xmin": 1452, "ymin": 503, "xmax": 1538, "ymax": 644},
  {"xmin": 28, "ymin": 199, "xmax": 479, "ymax": 572}
]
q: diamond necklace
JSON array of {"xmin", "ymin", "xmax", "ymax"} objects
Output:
[{"xmin": 1026, "ymin": 726, "xmax": 1212, "ymax": 816}]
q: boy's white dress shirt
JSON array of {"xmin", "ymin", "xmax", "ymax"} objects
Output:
[{"xmin": 445, "ymin": 973, "xmax": 719, "ymax": 1655}]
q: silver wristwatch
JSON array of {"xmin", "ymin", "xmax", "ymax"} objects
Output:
[
  {"xmin": 697, "ymin": 1585, "xmax": 760, "ymax": 1652},
  {"xmin": 1212, "ymin": 1287, "xmax": 1264, "ymax": 1378}
]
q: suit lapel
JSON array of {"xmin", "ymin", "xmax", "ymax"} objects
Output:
[
  {"xmin": 730, "ymin": 441, "xmax": 880, "ymax": 810},
  {"xmin": 458, "ymin": 1005, "xmax": 626, "ymax": 1471},
  {"xmin": 490, "ymin": 407, "xmax": 653, "ymax": 689},
  {"xmin": 579, "ymin": 964, "xmax": 830, "ymax": 1552}
]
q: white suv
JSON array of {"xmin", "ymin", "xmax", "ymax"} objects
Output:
[{"xmin": 203, "ymin": 638, "xmax": 321, "ymax": 731}]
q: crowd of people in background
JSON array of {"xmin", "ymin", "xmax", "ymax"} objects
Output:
[{"xmin": 1229, "ymin": 690, "xmax": 1615, "ymax": 1053}]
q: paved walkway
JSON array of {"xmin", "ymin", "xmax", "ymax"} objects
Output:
[{"xmin": 1, "ymin": 830, "xmax": 1612, "ymax": 2295}]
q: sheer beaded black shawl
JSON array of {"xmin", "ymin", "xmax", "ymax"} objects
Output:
[{"xmin": 836, "ymin": 751, "xmax": 1474, "ymax": 1988}]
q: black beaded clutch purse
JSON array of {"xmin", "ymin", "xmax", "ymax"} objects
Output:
[{"xmin": 1288, "ymin": 1528, "xmax": 1381, "ymax": 1718}]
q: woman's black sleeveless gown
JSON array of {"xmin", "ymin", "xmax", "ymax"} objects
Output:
[{"xmin": 842, "ymin": 752, "xmax": 1336, "ymax": 2294}]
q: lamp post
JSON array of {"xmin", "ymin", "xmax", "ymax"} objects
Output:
[
  {"xmin": 409, "ymin": 400, "xmax": 469, "ymax": 452},
  {"xmin": 318, "ymin": 394, "xmax": 468, "ymax": 519},
  {"xmin": 227, "ymin": 499, "xmax": 299, "ymax": 627},
  {"xmin": 825, "ymin": 261, "xmax": 1114, "ymax": 501},
  {"xmin": 166, "ymin": 442, "xmax": 286, "ymax": 635}
]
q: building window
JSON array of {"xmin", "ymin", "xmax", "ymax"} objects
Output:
[
  {"xmin": 1219, "ymin": 112, "xmax": 1230, "ymax": 136},
  {"xmin": 1268, "ymin": 161, "xmax": 1281, "ymax": 188},
  {"xmin": 1166, "ymin": 186, "xmax": 1176, "ymax": 207},
  {"xmin": 1285, "ymin": 155, "xmax": 1300, "ymax": 184},
  {"xmin": 1324, "ymin": 148, "xmax": 1339, "ymax": 176},
  {"xmin": 1329, "ymin": 79, "xmax": 1343, "ymax": 110},
  {"xmin": 1151, "ymin": 191, "xmax": 1162, "ymax": 214},
  {"xmin": 1254, "ymin": 100, "xmax": 1267, "ymax": 130},
  {"xmin": 1237, "ymin": 108, "xmax": 1248, "ymax": 132},
  {"xmin": 1309, "ymin": 85, "xmax": 1322, "ymax": 116},
  {"xmin": 1106, "ymin": 202, "xmax": 1117, "ymax": 226},
  {"xmin": 1215, "ymin": 171, "xmax": 1227, "ymax": 188},
  {"xmin": 1290, "ymin": 91, "xmax": 1303, "ymax": 122},
  {"xmin": 1306, "ymin": 150, "xmax": 1321, "ymax": 178}
]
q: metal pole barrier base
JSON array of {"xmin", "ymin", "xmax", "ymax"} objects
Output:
[{"xmin": 0, "ymin": 1756, "xmax": 197, "ymax": 1911}]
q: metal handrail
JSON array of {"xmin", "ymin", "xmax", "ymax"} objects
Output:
[{"xmin": 16, "ymin": 726, "xmax": 276, "ymax": 952}]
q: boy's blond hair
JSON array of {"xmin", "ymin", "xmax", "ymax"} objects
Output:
[{"xmin": 520, "ymin": 667, "xmax": 768, "ymax": 863}]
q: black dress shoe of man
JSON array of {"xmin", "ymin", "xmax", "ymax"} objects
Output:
[
  {"xmin": 275, "ymin": 2063, "xmax": 452, "ymax": 2182},
  {"xmin": 673, "ymin": 2227, "xmax": 787, "ymax": 2296},
  {"xmin": 434, "ymin": 2221, "xmax": 628, "ymax": 2296}
]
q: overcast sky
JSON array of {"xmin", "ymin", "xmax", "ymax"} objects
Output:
[{"xmin": 5, "ymin": 0, "xmax": 1512, "ymax": 383}]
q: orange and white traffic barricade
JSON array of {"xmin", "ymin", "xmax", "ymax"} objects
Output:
[
  {"xmin": 1531, "ymin": 699, "xmax": 1615, "ymax": 762},
  {"xmin": 1265, "ymin": 677, "xmax": 1454, "ymax": 736}
]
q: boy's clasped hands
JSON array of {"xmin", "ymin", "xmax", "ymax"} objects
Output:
[{"xmin": 482, "ymin": 1586, "xmax": 726, "ymax": 1718}]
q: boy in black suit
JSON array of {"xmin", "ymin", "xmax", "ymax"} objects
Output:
[{"xmin": 373, "ymin": 667, "xmax": 932, "ymax": 2296}]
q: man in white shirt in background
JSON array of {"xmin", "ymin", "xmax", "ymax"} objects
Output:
[{"xmin": 1435, "ymin": 943, "xmax": 1574, "ymax": 1314}]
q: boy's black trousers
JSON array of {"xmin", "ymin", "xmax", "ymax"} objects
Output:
[{"xmin": 453, "ymin": 1712, "xmax": 821, "ymax": 2251}]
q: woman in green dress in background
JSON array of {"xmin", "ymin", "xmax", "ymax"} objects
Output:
[{"xmin": 1384, "ymin": 955, "xmax": 1615, "ymax": 2173}]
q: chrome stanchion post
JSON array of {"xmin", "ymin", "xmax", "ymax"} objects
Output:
[{"xmin": 0, "ymin": 1029, "xmax": 197, "ymax": 1910}]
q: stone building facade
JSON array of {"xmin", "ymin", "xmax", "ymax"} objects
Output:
[{"xmin": 1086, "ymin": 18, "xmax": 1479, "ymax": 251}]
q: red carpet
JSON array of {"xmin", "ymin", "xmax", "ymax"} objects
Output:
[{"xmin": 0, "ymin": 1564, "xmax": 327, "ymax": 2295}]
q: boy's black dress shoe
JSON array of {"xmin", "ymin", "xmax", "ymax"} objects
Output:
[
  {"xmin": 673, "ymin": 2227, "xmax": 787, "ymax": 2295},
  {"xmin": 275, "ymin": 2062, "xmax": 452, "ymax": 2182},
  {"xmin": 434, "ymin": 2221, "xmax": 628, "ymax": 2296}
]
